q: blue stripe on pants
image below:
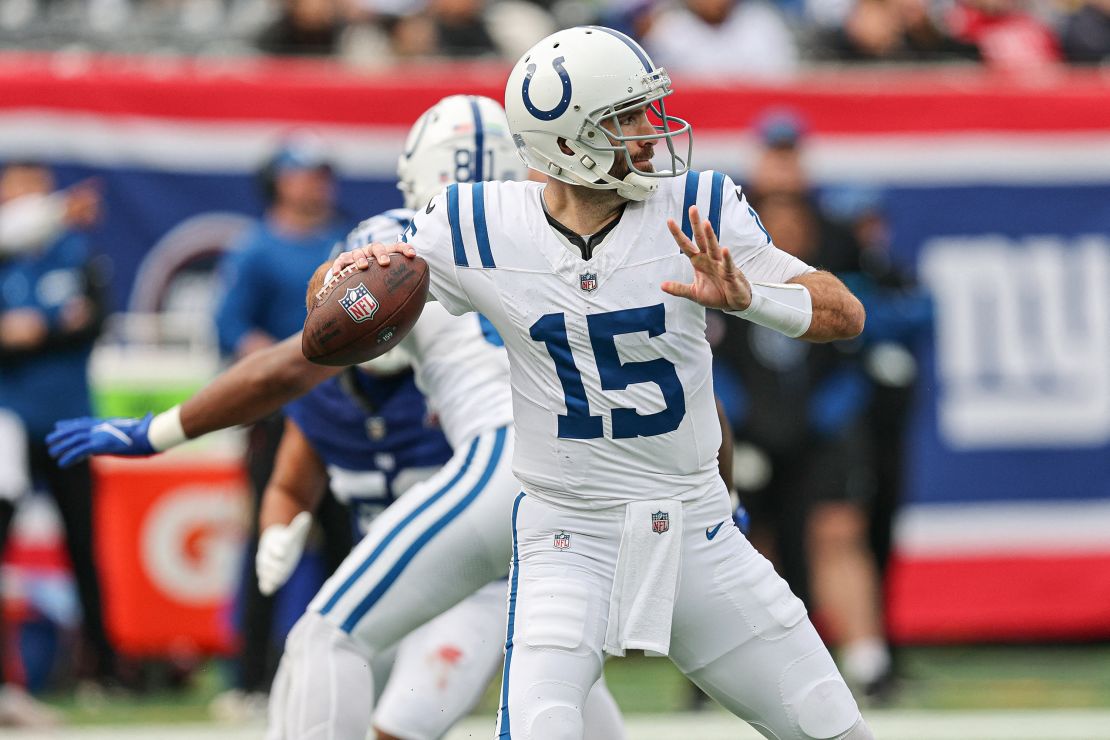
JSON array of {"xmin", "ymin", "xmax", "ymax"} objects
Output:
[
  {"xmin": 339, "ymin": 427, "xmax": 508, "ymax": 632},
  {"xmin": 498, "ymin": 491, "xmax": 526, "ymax": 739},
  {"xmin": 317, "ymin": 434, "xmax": 481, "ymax": 617}
]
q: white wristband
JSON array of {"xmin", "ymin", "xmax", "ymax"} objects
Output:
[
  {"xmin": 726, "ymin": 282, "xmax": 813, "ymax": 338},
  {"xmin": 148, "ymin": 405, "xmax": 188, "ymax": 451}
]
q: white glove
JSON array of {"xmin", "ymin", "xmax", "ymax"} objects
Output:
[{"xmin": 256, "ymin": 511, "xmax": 313, "ymax": 596}]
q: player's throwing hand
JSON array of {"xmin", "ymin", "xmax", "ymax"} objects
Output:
[
  {"xmin": 331, "ymin": 241, "xmax": 415, "ymax": 274},
  {"xmin": 662, "ymin": 205, "xmax": 753, "ymax": 312}
]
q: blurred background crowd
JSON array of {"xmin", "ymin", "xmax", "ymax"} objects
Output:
[{"xmin": 0, "ymin": 0, "xmax": 1107, "ymax": 68}]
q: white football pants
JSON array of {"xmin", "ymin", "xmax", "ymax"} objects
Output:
[
  {"xmin": 495, "ymin": 490, "xmax": 873, "ymax": 740},
  {"xmin": 266, "ymin": 426, "xmax": 625, "ymax": 739}
]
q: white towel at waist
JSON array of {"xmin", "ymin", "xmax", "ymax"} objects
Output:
[{"xmin": 604, "ymin": 499, "xmax": 683, "ymax": 658}]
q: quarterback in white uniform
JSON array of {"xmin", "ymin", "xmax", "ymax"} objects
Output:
[
  {"xmin": 46, "ymin": 95, "xmax": 625, "ymax": 740},
  {"xmin": 333, "ymin": 27, "xmax": 874, "ymax": 740}
]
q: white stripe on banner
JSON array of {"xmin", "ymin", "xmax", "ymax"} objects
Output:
[
  {"xmin": 3, "ymin": 110, "xmax": 1110, "ymax": 184},
  {"xmin": 697, "ymin": 133, "xmax": 1110, "ymax": 184},
  {"xmin": 896, "ymin": 501, "xmax": 1110, "ymax": 557},
  {"xmin": 0, "ymin": 109, "xmax": 406, "ymax": 175}
]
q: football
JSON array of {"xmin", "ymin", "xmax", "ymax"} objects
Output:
[{"xmin": 302, "ymin": 255, "xmax": 429, "ymax": 366}]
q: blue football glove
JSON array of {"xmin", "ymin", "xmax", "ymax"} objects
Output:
[
  {"xmin": 46, "ymin": 413, "xmax": 156, "ymax": 468},
  {"xmin": 732, "ymin": 503, "xmax": 751, "ymax": 536}
]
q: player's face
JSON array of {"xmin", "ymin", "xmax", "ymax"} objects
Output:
[{"xmin": 602, "ymin": 105, "xmax": 658, "ymax": 181}]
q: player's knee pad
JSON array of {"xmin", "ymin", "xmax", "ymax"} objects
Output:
[
  {"xmin": 522, "ymin": 681, "xmax": 585, "ymax": 740},
  {"xmin": 792, "ymin": 674, "xmax": 861, "ymax": 739}
]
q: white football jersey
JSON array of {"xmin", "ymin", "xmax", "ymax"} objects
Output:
[
  {"xmin": 344, "ymin": 208, "xmax": 514, "ymax": 449},
  {"xmin": 401, "ymin": 171, "xmax": 814, "ymax": 509}
]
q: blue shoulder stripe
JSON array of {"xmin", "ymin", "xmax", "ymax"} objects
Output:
[
  {"xmin": 680, "ymin": 170, "xmax": 700, "ymax": 240},
  {"xmin": 447, "ymin": 184, "xmax": 467, "ymax": 267},
  {"xmin": 708, "ymin": 171, "xmax": 726, "ymax": 237},
  {"xmin": 469, "ymin": 96, "xmax": 485, "ymax": 183},
  {"xmin": 472, "ymin": 182, "xmax": 495, "ymax": 268}
]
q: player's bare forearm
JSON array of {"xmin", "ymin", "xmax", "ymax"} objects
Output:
[
  {"xmin": 789, "ymin": 271, "xmax": 866, "ymax": 343},
  {"xmin": 259, "ymin": 420, "xmax": 328, "ymax": 530},
  {"xmin": 180, "ymin": 334, "xmax": 341, "ymax": 439}
]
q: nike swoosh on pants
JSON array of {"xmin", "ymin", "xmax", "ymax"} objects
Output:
[{"xmin": 705, "ymin": 522, "xmax": 724, "ymax": 540}]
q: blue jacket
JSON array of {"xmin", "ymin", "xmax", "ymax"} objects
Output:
[
  {"xmin": 283, "ymin": 368, "xmax": 453, "ymax": 535},
  {"xmin": 214, "ymin": 218, "xmax": 348, "ymax": 356},
  {"xmin": 0, "ymin": 232, "xmax": 105, "ymax": 439}
]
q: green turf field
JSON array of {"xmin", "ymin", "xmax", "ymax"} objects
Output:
[{"xmin": 38, "ymin": 643, "xmax": 1110, "ymax": 729}]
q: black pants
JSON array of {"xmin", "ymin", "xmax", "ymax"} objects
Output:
[
  {"xmin": 237, "ymin": 415, "xmax": 352, "ymax": 693},
  {"xmin": 0, "ymin": 444, "xmax": 119, "ymax": 685}
]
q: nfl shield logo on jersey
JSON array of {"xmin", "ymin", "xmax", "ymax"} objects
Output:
[
  {"xmin": 554, "ymin": 531, "xmax": 571, "ymax": 550},
  {"xmin": 339, "ymin": 283, "xmax": 379, "ymax": 323},
  {"xmin": 651, "ymin": 511, "xmax": 670, "ymax": 534},
  {"xmin": 579, "ymin": 272, "xmax": 598, "ymax": 293}
]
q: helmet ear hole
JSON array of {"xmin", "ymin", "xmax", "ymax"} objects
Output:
[{"xmin": 556, "ymin": 137, "xmax": 575, "ymax": 156}]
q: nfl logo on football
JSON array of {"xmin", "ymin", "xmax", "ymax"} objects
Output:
[
  {"xmin": 579, "ymin": 272, "xmax": 598, "ymax": 293},
  {"xmin": 553, "ymin": 531, "xmax": 571, "ymax": 550},
  {"xmin": 339, "ymin": 283, "xmax": 379, "ymax": 323},
  {"xmin": 651, "ymin": 511, "xmax": 669, "ymax": 534}
]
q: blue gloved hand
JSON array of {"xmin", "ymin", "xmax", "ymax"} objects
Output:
[
  {"xmin": 46, "ymin": 413, "xmax": 156, "ymax": 468},
  {"xmin": 732, "ymin": 503, "xmax": 751, "ymax": 536}
]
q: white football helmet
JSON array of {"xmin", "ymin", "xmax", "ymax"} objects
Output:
[
  {"xmin": 504, "ymin": 26, "xmax": 692, "ymax": 202},
  {"xmin": 396, "ymin": 95, "xmax": 527, "ymax": 210}
]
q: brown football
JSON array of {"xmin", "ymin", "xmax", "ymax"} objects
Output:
[{"xmin": 302, "ymin": 255, "xmax": 429, "ymax": 366}]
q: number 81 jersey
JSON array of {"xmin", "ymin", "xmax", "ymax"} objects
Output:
[{"xmin": 403, "ymin": 172, "xmax": 812, "ymax": 509}]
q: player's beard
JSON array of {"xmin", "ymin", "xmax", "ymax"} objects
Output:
[{"xmin": 608, "ymin": 143, "xmax": 656, "ymax": 182}]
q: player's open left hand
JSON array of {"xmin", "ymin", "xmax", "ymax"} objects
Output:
[
  {"xmin": 330, "ymin": 241, "xmax": 415, "ymax": 276},
  {"xmin": 663, "ymin": 206, "xmax": 753, "ymax": 312}
]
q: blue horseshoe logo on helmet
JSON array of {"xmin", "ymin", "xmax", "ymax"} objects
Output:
[{"xmin": 522, "ymin": 56, "xmax": 572, "ymax": 121}]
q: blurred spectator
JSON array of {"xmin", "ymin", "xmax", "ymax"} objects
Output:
[
  {"xmin": 1061, "ymin": 0, "xmax": 1110, "ymax": 64},
  {"xmin": 822, "ymin": 0, "xmax": 980, "ymax": 61},
  {"xmin": 641, "ymin": 0, "xmax": 798, "ymax": 78},
  {"xmin": 946, "ymin": 0, "xmax": 1061, "ymax": 68},
  {"xmin": 257, "ymin": 0, "xmax": 343, "ymax": 55},
  {"xmin": 375, "ymin": 0, "xmax": 553, "ymax": 61},
  {"xmin": 821, "ymin": 186, "xmax": 933, "ymax": 577},
  {"xmin": 210, "ymin": 135, "xmax": 354, "ymax": 716},
  {"xmin": 0, "ymin": 162, "xmax": 115, "ymax": 723},
  {"xmin": 711, "ymin": 190, "xmax": 892, "ymax": 699},
  {"xmin": 722, "ymin": 115, "xmax": 896, "ymax": 698}
]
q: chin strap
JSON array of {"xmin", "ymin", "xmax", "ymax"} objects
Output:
[{"xmin": 615, "ymin": 172, "xmax": 659, "ymax": 201}]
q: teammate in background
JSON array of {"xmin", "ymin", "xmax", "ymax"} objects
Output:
[
  {"xmin": 47, "ymin": 96, "xmax": 627, "ymax": 740},
  {"xmin": 210, "ymin": 134, "xmax": 354, "ymax": 715},
  {"xmin": 258, "ymin": 358, "xmax": 542, "ymax": 740},
  {"xmin": 0, "ymin": 162, "xmax": 109, "ymax": 726},
  {"xmin": 332, "ymin": 27, "xmax": 872, "ymax": 739}
]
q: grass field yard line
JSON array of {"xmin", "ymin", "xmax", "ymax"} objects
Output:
[{"xmin": 9, "ymin": 710, "xmax": 1110, "ymax": 739}]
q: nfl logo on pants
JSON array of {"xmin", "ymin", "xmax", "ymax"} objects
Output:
[
  {"xmin": 651, "ymin": 511, "xmax": 669, "ymax": 534},
  {"xmin": 340, "ymin": 283, "xmax": 379, "ymax": 323}
]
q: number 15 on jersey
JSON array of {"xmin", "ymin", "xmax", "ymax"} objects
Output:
[{"xmin": 530, "ymin": 304, "xmax": 686, "ymax": 441}]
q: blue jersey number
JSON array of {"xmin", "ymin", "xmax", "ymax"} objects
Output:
[{"xmin": 530, "ymin": 304, "xmax": 685, "ymax": 440}]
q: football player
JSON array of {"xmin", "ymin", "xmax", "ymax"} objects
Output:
[
  {"xmin": 47, "ymin": 95, "xmax": 625, "ymax": 740},
  {"xmin": 331, "ymin": 26, "xmax": 874, "ymax": 740}
]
